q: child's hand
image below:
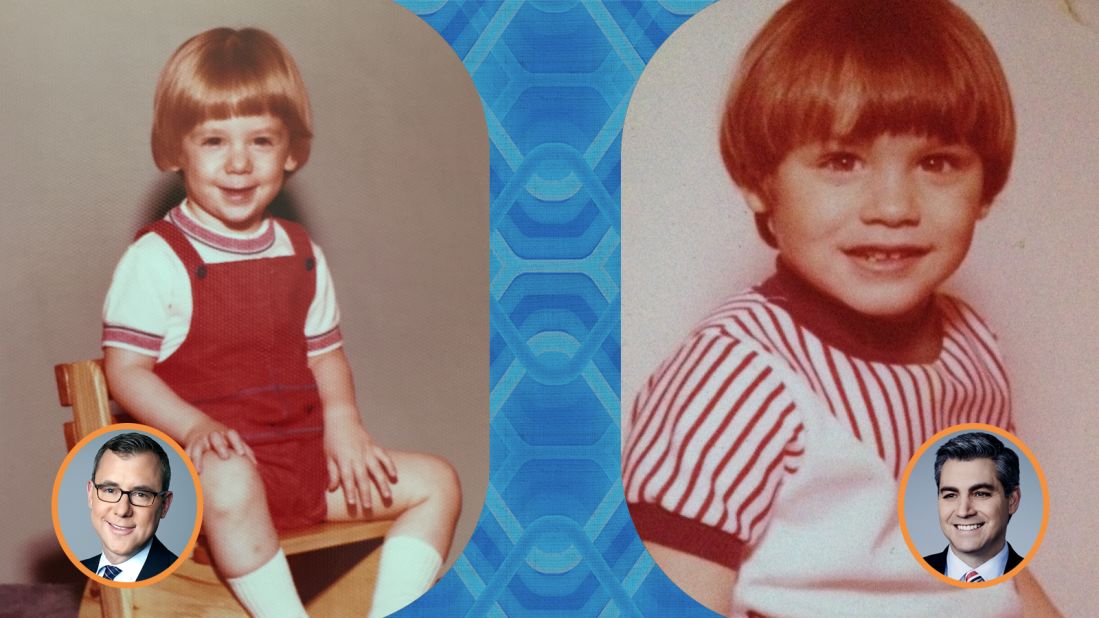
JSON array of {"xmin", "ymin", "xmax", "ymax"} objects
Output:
[
  {"xmin": 183, "ymin": 418, "xmax": 257, "ymax": 473},
  {"xmin": 324, "ymin": 420, "xmax": 398, "ymax": 510}
]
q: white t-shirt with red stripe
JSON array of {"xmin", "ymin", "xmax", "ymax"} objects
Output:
[
  {"xmin": 623, "ymin": 266, "xmax": 1020, "ymax": 616},
  {"xmin": 102, "ymin": 201, "xmax": 342, "ymax": 360}
]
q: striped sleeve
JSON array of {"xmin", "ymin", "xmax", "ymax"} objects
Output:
[
  {"xmin": 303, "ymin": 241, "xmax": 343, "ymax": 356},
  {"xmin": 623, "ymin": 325, "xmax": 804, "ymax": 569},
  {"xmin": 101, "ymin": 235, "xmax": 182, "ymax": 358}
]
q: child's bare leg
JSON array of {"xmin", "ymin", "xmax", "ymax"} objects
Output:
[
  {"xmin": 201, "ymin": 454, "xmax": 278, "ymax": 575},
  {"xmin": 326, "ymin": 450, "xmax": 461, "ymax": 616},
  {"xmin": 201, "ymin": 454, "xmax": 307, "ymax": 617}
]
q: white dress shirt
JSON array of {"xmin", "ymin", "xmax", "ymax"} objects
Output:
[
  {"xmin": 95, "ymin": 538, "xmax": 152, "ymax": 583},
  {"xmin": 945, "ymin": 542, "xmax": 1010, "ymax": 581}
]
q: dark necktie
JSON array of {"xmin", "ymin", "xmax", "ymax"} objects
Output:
[
  {"xmin": 99, "ymin": 565, "xmax": 122, "ymax": 581},
  {"xmin": 963, "ymin": 569, "xmax": 985, "ymax": 583}
]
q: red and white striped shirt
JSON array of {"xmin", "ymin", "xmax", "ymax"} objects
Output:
[{"xmin": 623, "ymin": 268, "xmax": 1012, "ymax": 568}]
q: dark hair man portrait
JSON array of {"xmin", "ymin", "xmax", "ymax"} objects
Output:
[
  {"xmin": 923, "ymin": 432, "xmax": 1022, "ymax": 583},
  {"xmin": 82, "ymin": 432, "xmax": 179, "ymax": 582}
]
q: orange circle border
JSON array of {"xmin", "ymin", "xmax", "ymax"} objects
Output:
[
  {"xmin": 897, "ymin": 422, "xmax": 1049, "ymax": 589},
  {"xmin": 51, "ymin": 422, "xmax": 204, "ymax": 588}
]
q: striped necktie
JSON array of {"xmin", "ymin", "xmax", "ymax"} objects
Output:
[
  {"xmin": 963, "ymin": 570, "xmax": 985, "ymax": 583},
  {"xmin": 99, "ymin": 565, "xmax": 122, "ymax": 581}
]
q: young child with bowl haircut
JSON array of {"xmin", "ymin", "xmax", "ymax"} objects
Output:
[
  {"xmin": 102, "ymin": 28, "xmax": 460, "ymax": 617},
  {"xmin": 622, "ymin": 1, "xmax": 1058, "ymax": 615}
]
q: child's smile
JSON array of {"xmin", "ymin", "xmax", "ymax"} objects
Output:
[
  {"xmin": 746, "ymin": 133, "xmax": 988, "ymax": 321},
  {"xmin": 173, "ymin": 114, "xmax": 297, "ymax": 234}
]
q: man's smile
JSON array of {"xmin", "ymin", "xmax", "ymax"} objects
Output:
[
  {"xmin": 954, "ymin": 522, "xmax": 984, "ymax": 532},
  {"xmin": 107, "ymin": 521, "xmax": 136, "ymax": 534}
]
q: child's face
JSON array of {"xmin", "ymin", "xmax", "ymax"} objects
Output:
[
  {"xmin": 173, "ymin": 114, "xmax": 297, "ymax": 233},
  {"xmin": 746, "ymin": 133, "xmax": 988, "ymax": 320}
]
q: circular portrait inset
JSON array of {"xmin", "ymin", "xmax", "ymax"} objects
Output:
[
  {"xmin": 52, "ymin": 424, "xmax": 202, "ymax": 587},
  {"xmin": 899, "ymin": 424, "xmax": 1048, "ymax": 587}
]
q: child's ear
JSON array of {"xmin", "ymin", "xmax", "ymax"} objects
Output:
[
  {"xmin": 742, "ymin": 189, "xmax": 770, "ymax": 215},
  {"xmin": 977, "ymin": 202, "xmax": 992, "ymax": 220},
  {"xmin": 284, "ymin": 154, "xmax": 298, "ymax": 173}
]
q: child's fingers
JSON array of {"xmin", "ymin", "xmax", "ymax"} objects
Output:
[
  {"xmin": 326, "ymin": 457, "xmax": 340, "ymax": 492},
  {"xmin": 378, "ymin": 448, "xmax": 398, "ymax": 481},
  {"xmin": 339, "ymin": 469, "xmax": 355, "ymax": 506},
  {"xmin": 352, "ymin": 464, "xmax": 373, "ymax": 511},
  {"xmin": 187, "ymin": 443, "xmax": 206, "ymax": 474},
  {"xmin": 208, "ymin": 431, "xmax": 232, "ymax": 459},
  {"xmin": 225, "ymin": 430, "xmax": 257, "ymax": 465},
  {"xmin": 224, "ymin": 429, "xmax": 244, "ymax": 454},
  {"xmin": 338, "ymin": 461, "xmax": 370, "ymax": 510},
  {"xmin": 367, "ymin": 457, "xmax": 392, "ymax": 501}
]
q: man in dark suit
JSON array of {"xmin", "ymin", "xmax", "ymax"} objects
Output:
[
  {"xmin": 922, "ymin": 432, "xmax": 1023, "ymax": 583},
  {"xmin": 83, "ymin": 432, "xmax": 179, "ymax": 583},
  {"xmin": 922, "ymin": 542, "xmax": 1024, "ymax": 579}
]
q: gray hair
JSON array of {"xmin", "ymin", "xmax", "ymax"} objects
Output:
[
  {"xmin": 933, "ymin": 431, "xmax": 1018, "ymax": 495},
  {"xmin": 91, "ymin": 432, "xmax": 171, "ymax": 492}
]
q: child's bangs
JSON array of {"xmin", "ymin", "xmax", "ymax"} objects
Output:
[
  {"xmin": 780, "ymin": 47, "xmax": 983, "ymax": 150},
  {"xmin": 176, "ymin": 66, "xmax": 307, "ymax": 136}
]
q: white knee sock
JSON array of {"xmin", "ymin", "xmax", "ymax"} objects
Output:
[
  {"xmin": 367, "ymin": 535, "xmax": 443, "ymax": 618},
  {"xmin": 226, "ymin": 549, "xmax": 308, "ymax": 618}
]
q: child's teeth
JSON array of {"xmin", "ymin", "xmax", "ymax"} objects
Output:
[{"xmin": 863, "ymin": 251, "xmax": 904, "ymax": 262}]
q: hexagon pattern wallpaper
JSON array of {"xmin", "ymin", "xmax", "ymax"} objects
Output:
[{"xmin": 401, "ymin": 1, "xmax": 709, "ymax": 614}]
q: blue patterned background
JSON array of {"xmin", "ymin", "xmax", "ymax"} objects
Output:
[{"xmin": 395, "ymin": 1, "xmax": 717, "ymax": 615}]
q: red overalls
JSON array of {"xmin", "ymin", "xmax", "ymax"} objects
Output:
[{"xmin": 143, "ymin": 218, "xmax": 328, "ymax": 529}]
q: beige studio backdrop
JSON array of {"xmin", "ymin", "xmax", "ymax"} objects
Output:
[
  {"xmin": 0, "ymin": 1, "xmax": 488, "ymax": 584},
  {"xmin": 622, "ymin": 1, "xmax": 1099, "ymax": 615}
]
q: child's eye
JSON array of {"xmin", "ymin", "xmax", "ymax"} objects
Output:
[
  {"xmin": 253, "ymin": 136, "xmax": 274, "ymax": 146},
  {"xmin": 818, "ymin": 152, "xmax": 861, "ymax": 173},
  {"xmin": 201, "ymin": 137, "xmax": 223, "ymax": 147},
  {"xmin": 919, "ymin": 154, "xmax": 960, "ymax": 173}
]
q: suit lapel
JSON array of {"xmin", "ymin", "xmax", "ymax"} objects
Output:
[
  {"xmin": 80, "ymin": 554, "xmax": 101, "ymax": 575},
  {"xmin": 1005, "ymin": 543, "xmax": 1025, "ymax": 574},
  {"xmin": 135, "ymin": 536, "xmax": 179, "ymax": 581},
  {"xmin": 923, "ymin": 548, "xmax": 949, "ymax": 574}
]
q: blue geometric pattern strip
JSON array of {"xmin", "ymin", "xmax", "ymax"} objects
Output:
[{"xmin": 399, "ymin": 1, "xmax": 715, "ymax": 615}]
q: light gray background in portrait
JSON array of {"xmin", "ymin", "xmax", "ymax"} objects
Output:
[
  {"xmin": 903, "ymin": 430, "xmax": 1043, "ymax": 562},
  {"xmin": 622, "ymin": 1, "xmax": 1098, "ymax": 613},
  {"xmin": 58, "ymin": 429, "xmax": 197, "ymax": 564},
  {"xmin": 2, "ymin": 1, "xmax": 488, "ymax": 584}
]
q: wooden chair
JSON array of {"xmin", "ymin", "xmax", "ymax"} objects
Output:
[{"xmin": 56, "ymin": 359, "xmax": 391, "ymax": 617}]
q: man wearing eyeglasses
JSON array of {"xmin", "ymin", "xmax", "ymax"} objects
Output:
[{"xmin": 81, "ymin": 432, "xmax": 178, "ymax": 582}]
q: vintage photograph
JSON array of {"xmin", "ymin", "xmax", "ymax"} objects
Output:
[
  {"xmin": 621, "ymin": 0, "xmax": 1096, "ymax": 615},
  {"xmin": 3, "ymin": 2, "xmax": 487, "ymax": 615}
]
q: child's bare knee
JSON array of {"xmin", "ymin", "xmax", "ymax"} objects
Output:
[
  {"xmin": 421, "ymin": 455, "xmax": 461, "ymax": 515},
  {"xmin": 200, "ymin": 454, "xmax": 264, "ymax": 519}
]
